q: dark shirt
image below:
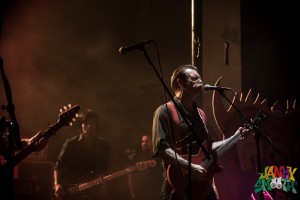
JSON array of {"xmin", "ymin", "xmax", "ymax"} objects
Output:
[
  {"xmin": 153, "ymin": 101, "xmax": 209, "ymax": 157},
  {"xmin": 54, "ymin": 133, "xmax": 110, "ymax": 199}
]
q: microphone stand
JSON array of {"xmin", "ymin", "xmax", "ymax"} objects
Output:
[
  {"xmin": 136, "ymin": 44, "xmax": 210, "ymax": 200},
  {"xmin": 0, "ymin": 57, "xmax": 22, "ymax": 200},
  {"xmin": 1, "ymin": 4, "xmax": 22, "ymax": 199},
  {"xmin": 216, "ymin": 89, "xmax": 284, "ymax": 200}
]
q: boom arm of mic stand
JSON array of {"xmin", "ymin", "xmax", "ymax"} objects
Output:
[{"xmin": 138, "ymin": 47, "xmax": 210, "ymax": 160}]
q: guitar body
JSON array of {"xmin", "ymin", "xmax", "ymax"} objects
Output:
[
  {"xmin": 166, "ymin": 111, "xmax": 268, "ymax": 200},
  {"xmin": 166, "ymin": 140, "xmax": 220, "ymax": 200}
]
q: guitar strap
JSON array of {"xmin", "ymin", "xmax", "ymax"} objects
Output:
[
  {"xmin": 166, "ymin": 102, "xmax": 206, "ymax": 124},
  {"xmin": 166, "ymin": 101, "xmax": 207, "ymax": 154},
  {"xmin": 166, "ymin": 101, "xmax": 181, "ymax": 154}
]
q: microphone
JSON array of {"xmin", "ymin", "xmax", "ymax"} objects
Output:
[
  {"xmin": 119, "ymin": 40, "xmax": 153, "ymax": 55},
  {"xmin": 203, "ymin": 84, "xmax": 231, "ymax": 91}
]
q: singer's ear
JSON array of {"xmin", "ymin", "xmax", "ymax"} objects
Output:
[{"xmin": 177, "ymin": 78, "xmax": 185, "ymax": 90}]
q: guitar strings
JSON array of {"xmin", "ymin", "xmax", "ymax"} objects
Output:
[{"xmin": 201, "ymin": 134, "xmax": 241, "ymax": 169}]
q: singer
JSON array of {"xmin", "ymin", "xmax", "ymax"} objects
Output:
[{"xmin": 152, "ymin": 64, "xmax": 250, "ymax": 200}]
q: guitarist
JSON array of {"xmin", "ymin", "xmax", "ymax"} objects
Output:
[
  {"xmin": 0, "ymin": 130, "xmax": 48, "ymax": 165},
  {"xmin": 152, "ymin": 64, "xmax": 250, "ymax": 200},
  {"xmin": 0, "ymin": 130, "xmax": 48, "ymax": 199},
  {"xmin": 53, "ymin": 109, "xmax": 111, "ymax": 200}
]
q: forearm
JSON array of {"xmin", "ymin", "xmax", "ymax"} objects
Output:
[
  {"xmin": 54, "ymin": 169, "xmax": 62, "ymax": 185},
  {"xmin": 212, "ymin": 129, "xmax": 242, "ymax": 150},
  {"xmin": 157, "ymin": 148, "xmax": 191, "ymax": 171},
  {"xmin": 53, "ymin": 169, "xmax": 65, "ymax": 198},
  {"xmin": 211, "ymin": 140, "xmax": 226, "ymax": 150},
  {"xmin": 20, "ymin": 139, "xmax": 29, "ymax": 149},
  {"xmin": 157, "ymin": 147, "xmax": 206, "ymax": 181},
  {"xmin": 128, "ymin": 174, "xmax": 134, "ymax": 198}
]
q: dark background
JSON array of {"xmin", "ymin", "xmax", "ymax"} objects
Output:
[{"xmin": 241, "ymin": 0, "xmax": 299, "ymax": 104}]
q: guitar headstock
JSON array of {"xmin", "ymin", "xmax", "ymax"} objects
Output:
[
  {"xmin": 58, "ymin": 104, "xmax": 80, "ymax": 127},
  {"xmin": 244, "ymin": 110, "xmax": 268, "ymax": 130},
  {"xmin": 135, "ymin": 159, "xmax": 157, "ymax": 171}
]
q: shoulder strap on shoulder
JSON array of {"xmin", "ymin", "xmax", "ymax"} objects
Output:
[
  {"xmin": 198, "ymin": 108, "xmax": 206, "ymax": 124},
  {"xmin": 166, "ymin": 102, "xmax": 182, "ymax": 152},
  {"xmin": 166, "ymin": 102, "xmax": 179, "ymax": 126}
]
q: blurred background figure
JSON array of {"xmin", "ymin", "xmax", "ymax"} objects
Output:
[
  {"xmin": 53, "ymin": 109, "xmax": 111, "ymax": 200},
  {"xmin": 127, "ymin": 134, "xmax": 162, "ymax": 200}
]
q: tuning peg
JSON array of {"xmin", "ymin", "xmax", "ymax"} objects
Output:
[
  {"xmin": 69, "ymin": 122, "xmax": 73, "ymax": 126},
  {"xmin": 59, "ymin": 108, "xmax": 63, "ymax": 114},
  {"xmin": 64, "ymin": 106, "xmax": 68, "ymax": 111},
  {"xmin": 68, "ymin": 104, "xmax": 72, "ymax": 108}
]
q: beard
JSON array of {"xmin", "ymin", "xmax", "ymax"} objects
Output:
[{"xmin": 194, "ymin": 83, "xmax": 203, "ymax": 89}]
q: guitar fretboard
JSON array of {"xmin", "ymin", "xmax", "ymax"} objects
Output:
[
  {"xmin": 68, "ymin": 178, "xmax": 102, "ymax": 194},
  {"xmin": 103, "ymin": 166, "xmax": 135, "ymax": 181},
  {"xmin": 201, "ymin": 133, "xmax": 241, "ymax": 169},
  {"xmin": 13, "ymin": 123, "xmax": 62, "ymax": 166}
]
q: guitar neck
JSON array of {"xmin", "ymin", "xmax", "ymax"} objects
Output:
[
  {"xmin": 201, "ymin": 133, "xmax": 241, "ymax": 169},
  {"xmin": 103, "ymin": 166, "xmax": 136, "ymax": 181},
  {"xmin": 66, "ymin": 160, "xmax": 155, "ymax": 195},
  {"xmin": 69, "ymin": 166, "xmax": 136, "ymax": 193},
  {"xmin": 68, "ymin": 178, "xmax": 102, "ymax": 194},
  {"xmin": 12, "ymin": 122, "xmax": 62, "ymax": 166},
  {"xmin": 216, "ymin": 133, "xmax": 241, "ymax": 158}
]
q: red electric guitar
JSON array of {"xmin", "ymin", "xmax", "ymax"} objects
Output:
[{"xmin": 167, "ymin": 110, "xmax": 267, "ymax": 200}]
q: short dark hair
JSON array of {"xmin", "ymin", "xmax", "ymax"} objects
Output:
[
  {"xmin": 141, "ymin": 134, "xmax": 152, "ymax": 139},
  {"xmin": 170, "ymin": 64, "xmax": 198, "ymax": 91},
  {"xmin": 78, "ymin": 109, "xmax": 97, "ymax": 123}
]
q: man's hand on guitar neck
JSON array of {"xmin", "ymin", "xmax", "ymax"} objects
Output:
[
  {"xmin": 28, "ymin": 130, "xmax": 48, "ymax": 152},
  {"xmin": 236, "ymin": 127, "xmax": 250, "ymax": 140},
  {"xmin": 0, "ymin": 131, "xmax": 48, "ymax": 167},
  {"xmin": 53, "ymin": 183, "xmax": 66, "ymax": 200}
]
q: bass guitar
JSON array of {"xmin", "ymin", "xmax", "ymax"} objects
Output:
[
  {"xmin": 55, "ymin": 159, "xmax": 157, "ymax": 200},
  {"xmin": 167, "ymin": 110, "xmax": 267, "ymax": 200}
]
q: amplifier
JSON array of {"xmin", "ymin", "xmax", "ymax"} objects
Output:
[{"xmin": 14, "ymin": 160, "xmax": 54, "ymax": 200}]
